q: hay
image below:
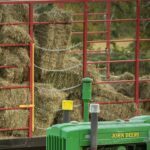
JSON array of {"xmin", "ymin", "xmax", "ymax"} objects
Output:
[
  {"xmin": 8, "ymin": 4, "xmax": 28, "ymax": 22},
  {"xmin": 110, "ymin": 73, "xmax": 150, "ymax": 111},
  {"xmin": 99, "ymin": 102, "xmax": 136, "ymax": 120},
  {"xmin": 93, "ymin": 87, "xmax": 133, "ymax": 120},
  {"xmin": 35, "ymin": 55, "xmax": 82, "ymax": 92},
  {"xmin": 71, "ymin": 99, "xmax": 82, "ymax": 121},
  {"xmin": 119, "ymin": 72, "xmax": 134, "ymax": 80},
  {"xmin": 0, "ymin": 79, "xmax": 30, "ymax": 108},
  {"xmin": 0, "ymin": 4, "xmax": 30, "ymax": 44},
  {"xmin": 0, "ymin": 4, "xmax": 28, "ymax": 23},
  {"xmin": 93, "ymin": 83, "xmax": 133, "ymax": 102},
  {"xmin": 91, "ymin": 74, "xmax": 136, "ymax": 121},
  {"xmin": 0, "ymin": 6, "xmax": 3, "ymax": 23},
  {"xmin": 0, "ymin": 78, "xmax": 30, "ymax": 136},
  {"xmin": 1, "ymin": 110, "xmax": 29, "ymax": 137},
  {"xmin": 0, "ymin": 5, "xmax": 30, "ymax": 84},
  {"xmin": 34, "ymin": 83, "xmax": 67, "ymax": 136},
  {"xmin": 95, "ymin": 97, "xmax": 149, "ymax": 120},
  {"xmin": 110, "ymin": 72, "xmax": 135, "ymax": 97},
  {"xmin": 0, "ymin": 47, "xmax": 2, "ymax": 57},
  {"xmin": 40, "ymin": 71, "xmax": 81, "ymax": 89},
  {"xmin": 35, "ymin": 6, "xmax": 72, "ymax": 82},
  {"xmin": 0, "ymin": 26, "xmax": 30, "ymax": 44},
  {"xmin": 35, "ymin": 7, "xmax": 72, "ymax": 48},
  {"xmin": 0, "ymin": 48, "xmax": 30, "ymax": 83},
  {"xmin": 140, "ymin": 75, "xmax": 150, "ymax": 111}
]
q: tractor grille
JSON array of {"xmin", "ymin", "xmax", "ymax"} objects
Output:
[{"xmin": 47, "ymin": 135, "xmax": 66, "ymax": 150}]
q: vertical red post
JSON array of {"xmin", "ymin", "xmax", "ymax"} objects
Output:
[
  {"xmin": 29, "ymin": 3, "xmax": 34, "ymax": 137},
  {"xmin": 106, "ymin": 0, "xmax": 111, "ymax": 79},
  {"xmin": 83, "ymin": 0, "xmax": 88, "ymax": 77},
  {"xmin": 82, "ymin": 0, "xmax": 88, "ymax": 119},
  {"xmin": 135, "ymin": 0, "xmax": 140, "ymax": 114}
]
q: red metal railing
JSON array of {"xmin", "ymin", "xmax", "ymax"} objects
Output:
[
  {"xmin": 0, "ymin": 0, "xmax": 149, "ymax": 137},
  {"xmin": 81, "ymin": 0, "xmax": 150, "ymax": 116}
]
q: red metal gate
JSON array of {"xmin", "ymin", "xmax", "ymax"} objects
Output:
[{"xmin": 0, "ymin": 0, "xmax": 150, "ymax": 137}]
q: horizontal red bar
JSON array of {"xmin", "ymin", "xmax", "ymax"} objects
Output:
[
  {"xmin": 140, "ymin": 79, "xmax": 150, "ymax": 83},
  {"xmin": 87, "ymin": 39, "xmax": 132, "ymax": 43},
  {"xmin": 0, "ymin": 0, "xmax": 130, "ymax": 5},
  {"xmin": 0, "ymin": 21, "xmax": 71, "ymax": 26},
  {"xmin": 96, "ymin": 99, "xmax": 150, "ymax": 105},
  {"xmin": 0, "ymin": 22, "xmax": 28, "ymax": 26},
  {"xmin": 96, "ymin": 100, "xmax": 134, "ymax": 105},
  {"xmin": 87, "ymin": 59, "xmax": 150, "ymax": 64},
  {"xmin": 0, "ymin": 107, "xmax": 29, "ymax": 111},
  {"xmin": 66, "ymin": 50, "xmax": 106, "ymax": 54},
  {"xmin": 72, "ymin": 31, "xmax": 107, "ymax": 35},
  {"xmin": 73, "ymin": 12, "xmax": 107, "ymax": 16},
  {"xmin": 33, "ymin": 21, "xmax": 71, "ymax": 25},
  {"xmin": 95, "ymin": 79, "xmax": 150, "ymax": 84},
  {"xmin": 87, "ymin": 50, "xmax": 106, "ymax": 54},
  {"xmin": 73, "ymin": 18, "xmax": 150, "ymax": 24},
  {"xmin": 0, "ymin": 86, "xmax": 30, "ymax": 90},
  {"xmin": 0, "ymin": 66, "xmax": 17, "ymax": 69},
  {"xmin": 87, "ymin": 39, "xmax": 150, "ymax": 43},
  {"xmin": 139, "ymin": 99, "xmax": 150, "ymax": 102},
  {"xmin": 88, "ymin": 60, "xmax": 135, "ymax": 64},
  {"xmin": 0, "ymin": 44, "xmax": 29, "ymax": 47},
  {"xmin": 1, "ymin": 18, "xmax": 150, "ymax": 26},
  {"xmin": 140, "ymin": 59, "xmax": 150, "ymax": 62},
  {"xmin": 141, "ymin": 18, "xmax": 150, "ymax": 21},
  {"xmin": 95, "ymin": 80, "xmax": 135, "ymax": 84},
  {"xmin": 0, "ymin": 127, "xmax": 29, "ymax": 132}
]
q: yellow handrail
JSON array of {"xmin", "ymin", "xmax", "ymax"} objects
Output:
[{"xmin": 32, "ymin": 43, "xmax": 35, "ymax": 132}]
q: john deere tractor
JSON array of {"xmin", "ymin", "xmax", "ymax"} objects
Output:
[{"xmin": 46, "ymin": 78, "xmax": 150, "ymax": 150}]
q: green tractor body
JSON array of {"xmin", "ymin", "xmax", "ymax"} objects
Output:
[{"xmin": 46, "ymin": 115, "xmax": 150, "ymax": 150}]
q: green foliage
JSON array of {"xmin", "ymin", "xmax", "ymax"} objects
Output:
[
  {"xmin": 111, "ymin": 1, "xmax": 136, "ymax": 38},
  {"xmin": 110, "ymin": 45, "xmax": 134, "ymax": 74},
  {"xmin": 35, "ymin": 4, "xmax": 53, "ymax": 13}
]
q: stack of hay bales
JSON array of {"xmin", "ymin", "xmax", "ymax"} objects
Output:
[
  {"xmin": 33, "ymin": 7, "xmax": 83, "ymax": 133},
  {"xmin": 35, "ymin": 7, "xmax": 74, "ymax": 85},
  {"xmin": 0, "ymin": 4, "xmax": 30, "ymax": 83},
  {"xmin": 0, "ymin": 78, "xmax": 30, "ymax": 136},
  {"xmin": 0, "ymin": 5, "xmax": 31, "ymax": 137},
  {"xmin": 93, "ymin": 83, "xmax": 133, "ymax": 120},
  {"xmin": 0, "ymin": 5, "xmax": 76, "ymax": 137},
  {"xmin": 34, "ymin": 83, "xmax": 67, "ymax": 136},
  {"xmin": 93, "ymin": 83, "xmax": 150, "ymax": 120},
  {"xmin": 110, "ymin": 72, "xmax": 150, "ymax": 112}
]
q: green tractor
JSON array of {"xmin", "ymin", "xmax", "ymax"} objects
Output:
[
  {"xmin": 46, "ymin": 78, "xmax": 150, "ymax": 150},
  {"xmin": 46, "ymin": 115, "xmax": 150, "ymax": 150}
]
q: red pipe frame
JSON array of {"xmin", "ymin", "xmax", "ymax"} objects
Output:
[
  {"xmin": 0, "ymin": 0, "xmax": 133, "ymax": 5},
  {"xmin": 83, "ymin": 0, "xmax": 88, "ymax": 77},
  {"xmin": 135, "ymin": 0, "xmax": 141, "ymax": 114},
  {"xmin": 106, "ymin": 0, "xmax": 111, "ymax": 79},
  {"xmin": 0, "ymin": 0, "xmax": 149, "ymax": 137},
  {"xmin": 28, "ymin": 3, "xmax": 34, "ymax": 137}
]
